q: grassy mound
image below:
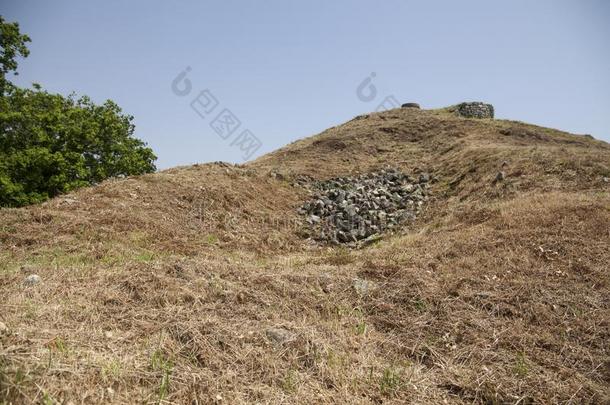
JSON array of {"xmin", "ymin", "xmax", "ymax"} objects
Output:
[{"xmin": 1, "ymin": 107, "xmax": 609, "ymax": 403}]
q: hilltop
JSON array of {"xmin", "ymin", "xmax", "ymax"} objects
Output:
[{"xmin": 1, "ymin": 106, "xmax": 609, "ymax": 404}]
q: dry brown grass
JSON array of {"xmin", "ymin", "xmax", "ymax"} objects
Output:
[{"xmin": 1, "ymin": 107, "xmax": 609, "ymax": 403}]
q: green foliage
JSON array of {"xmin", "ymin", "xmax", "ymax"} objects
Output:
[
  {"xmin": 281, "ymin": 369, "xmax": 299, "ymax": 393},
  {"xmin": 0, "ymin": 16, "xmax": 156, "ymax": 207},
  {"xmin": 151, "ymin": 349, "xmax": 173, "ymax": 402},
  {"xmin": 0, "ymin": 87, "xmax": 157, "ymax": 206},
  {"xmin": 379, "ymin": 367, "xmax": 402, "ymax": 395},
  {"xmin": 0, "ymin": 15, "xmax": 31, "ymax": 90},
  {"xmin": 413, "ymin": 297, "xmax": 427, "ymax": 312},
  {"xmin": 355, "ymin": 320, "xmax": 367, "ymax": 335},
  {"xmin": 514, "ymin": 352, "xmax": 529, "ymax": 377},
  {"xmin": 135, "ymin": 250, "xmax": 155, "ymax": 262}
]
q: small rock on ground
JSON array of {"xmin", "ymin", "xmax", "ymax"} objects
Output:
[
  {"xmin": 352, "ymin": 278, "xmax": 376, "ymax": 296},
  {"xmin": 265, "ymin": 327, "xmax": 295, "ymax": 345},
  {"xmin": 24, "ymin": 274, "xmax": 41, "ymax": 286}
]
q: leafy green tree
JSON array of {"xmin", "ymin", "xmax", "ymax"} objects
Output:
[
  {"xmin": 0, "ymin": 15, "xmax": 30, "ymax": 94},
  {"xmin": 0, "ymin": 16, "xmax": 156, "ymax": 207}
]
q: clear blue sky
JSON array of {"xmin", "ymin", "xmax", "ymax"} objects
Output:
[{"xmin": 3, "ymin": 0, "xmax": 610, "ymax": 169}]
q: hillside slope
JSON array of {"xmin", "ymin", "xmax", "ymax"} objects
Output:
[{"xmin": 1, "ymin": 107, "xmax": 609, "ymax": 404}]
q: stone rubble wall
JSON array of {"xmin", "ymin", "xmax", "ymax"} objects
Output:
[{"xmin": 457, "ymin": 102, "xmax": 494, "ymax": 119}]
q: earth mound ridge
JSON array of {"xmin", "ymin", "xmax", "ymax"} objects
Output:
[{"xmin": 1, "ymin": 106, "xmax": 609, "ymax": 404}]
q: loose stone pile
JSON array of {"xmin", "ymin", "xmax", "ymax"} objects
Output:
[
  {"xmin": 298, "ymin": 168, "xmax": 430, "ymax": 244},
  {"xmin": 457, "ymin": 102, "xmax": 494, "ymax": 119}
]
